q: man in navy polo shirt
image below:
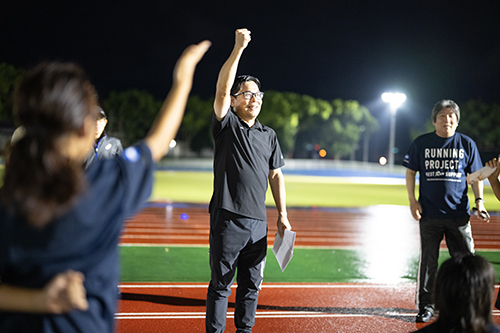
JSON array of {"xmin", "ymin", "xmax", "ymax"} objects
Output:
[
  {"xmin": 403, "ymin": 99, "xmax": 489, "ymax": 323},
  {"xmin": 206, "ymin": 28, "xmax": 292, "ymax": 333}
]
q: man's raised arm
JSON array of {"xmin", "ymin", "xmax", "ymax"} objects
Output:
[{"xmin": 213, "ymin": 29, "xmax": 251, "ymax": 120}]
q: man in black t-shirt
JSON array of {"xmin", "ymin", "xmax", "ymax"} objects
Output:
[{"xmin": 206, "ymin": 29, "xmax": 292, "ymax": 333}]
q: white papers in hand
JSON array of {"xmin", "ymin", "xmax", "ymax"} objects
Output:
[
  {"xmin": 467, "ymin": 166, "xmax": 497, "ymax": 184},
  {"xmin": 272, "ymin": 230, "xmax": 296, "ymax": 272}
]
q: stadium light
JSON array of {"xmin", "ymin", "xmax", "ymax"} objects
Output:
[
  {"xmin": 382, "ymin": 92, "xmax": 406, "ymax": 170},
  {"xmin": 382, "ymin": 92, "xmax": 406, "ymax": 112}
]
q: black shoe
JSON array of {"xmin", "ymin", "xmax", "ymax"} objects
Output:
[{"xmin": 416, "ymin": 309, "xmax": 433, "ymax": 323}]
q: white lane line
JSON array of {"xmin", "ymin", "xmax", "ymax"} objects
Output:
[
  {"xmin": 118, "ymin": 283, "xmax": 416, "ymax": 289},
  {"xmin": 115, "ymin": 311, "xmax": 417, "ymax": 320},
  {"xmin": 117, "ymin": 311, "xmax": 500, "ymax": 320}
]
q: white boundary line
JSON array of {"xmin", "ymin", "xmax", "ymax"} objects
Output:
[
  {"xmin": 119, "ymin": 283, "xmax": 500, "ymax": 289},
  {"xmin": 119, "ymin": 243, "xmax": 500, "ymax": 251},
  {"xmin": 119, "ymin": 283, "xmax": 416, "ymax": 289},
  {"xmin": 116, "ymin": 311, "xmax": 500, "ymax": 319},
  {"xmin": 116, "ymin": 310, "xmax": 500, "ymax": 320},
  {"xmin": 115, "ymin": 311, "xmax": 418, "ymax": 320}
]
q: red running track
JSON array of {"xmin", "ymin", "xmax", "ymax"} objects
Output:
[
  {"xmin": 120, "ymin": 203, "xmax": 500, "ymax": 249},
  {"xmin": 116, "ymin": 203, "xmax": 500, "ymax": 332}
]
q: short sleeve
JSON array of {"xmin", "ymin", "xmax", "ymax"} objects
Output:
[
  {"xmin": 118, "ymin": 142, "xmax": 155, "ymax": 217},
  {"xmin": 403, "ymin": 139, "xmax": 420, "ymax": 172},
  {"xmin": 269, "ymin": 132, "xmax": 285, "ymax": 170},
  {"xmin": 467, "ymin": 139, "xmax": 483, "ymax": 174}
]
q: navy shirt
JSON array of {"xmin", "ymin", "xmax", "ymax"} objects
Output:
[
  {"xmin": 0, "ymin": 142, "xmax": 154, "ymax": 332},
  {"xmin": 210, "ymin": 110, "xmax": 285, "ymax": 221},
  {"xmin": 403, "ymin": 132, "xmax": 482, "ymax": 218},
  {"xmin": 84, "ymin": 134, "xmax": 123, "ymax": 169}
]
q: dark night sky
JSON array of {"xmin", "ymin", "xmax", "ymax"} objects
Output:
[{"xmin": 1, "ymin": 0, "xmax": 500, "ymax": 161}]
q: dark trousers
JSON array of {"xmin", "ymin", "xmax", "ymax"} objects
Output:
[
  {"xmin": 206, "ymin": 209, "xmax": 267, "ymax": 333},
  {"xmin": 417, "ymin": 216, "xmax": 474, "ymax": 310}
]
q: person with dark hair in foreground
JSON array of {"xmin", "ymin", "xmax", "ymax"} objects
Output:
[
  {"xmin": 0, "ymin": 40, "xmax": 210, "ymax": 332},
  {"xmin": 206, "ymin": 28, "xmax": 292, "ymax": 333},
  {"xmin": 414, "ymin": 254, "xmax": 500, "ymax": 333}
]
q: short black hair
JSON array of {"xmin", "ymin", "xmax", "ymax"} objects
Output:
[{"xmin": 230, "ymin": 75, "xmax": 261, "ymax": 96}]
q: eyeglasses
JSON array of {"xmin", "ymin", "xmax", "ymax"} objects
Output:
[{"xmin": 233, "ymin": 91, "xmax": 264, "ymax": 101}]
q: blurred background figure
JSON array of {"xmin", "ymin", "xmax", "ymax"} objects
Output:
[{"xmin": 84, "ymin": 107, "xmax": 122, "ymax": 168}]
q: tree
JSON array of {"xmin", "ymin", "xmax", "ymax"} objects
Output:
[
  {"xmin": 409, "ymin": 119, "xmax": 434, "ymax": 142},
  {"xmin": 291, "ymin": 94, "xmax": 333, "ymax": 158},
  {"xmin": 321, "ymin": 99, "xmax": 378, "ymax": 160},
  {"xmin": 0, "ymin": 63, "xmax": 26, "ymax": 124},
  {"xmin": 457, "ymin": 100, "xmax": 500, "ymax": 152},
  {"xmin": 289, "ymin": 93, "xmax": 378, "ymax": 160},
  {"xmin": 258, "ymin": 91, "xmax": 300, "ymax": 156},
  {"xmin": 102, "ymin": 90, "xmax": 161, "ymax": 147},
  {"xmin": 178, "ymin": 95, "xmax": 214, "ymax": 155}
]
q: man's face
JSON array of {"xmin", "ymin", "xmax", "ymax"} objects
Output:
[
  {"xmin": 230, "ymin": 81, "xmax": 262, "ymax": 124},
  {"xmin": 433, "ymin": 107, "xmax": 458, "ymax": 138},
  {"xmin": 95, "ymin": 117, "xmax": 108, "ymax": 139}
]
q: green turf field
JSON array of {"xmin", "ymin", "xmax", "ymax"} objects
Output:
[
  {"xmin": 151, "ymin": 170, "xmax": 500, "ymax": 211},
  {"xmin": 1, "ymin": 167, "xmax": 499, "ymax": 210},
  {"xmin": 120, "ymin": 246, "xmax": 500, "ymax": 284}
]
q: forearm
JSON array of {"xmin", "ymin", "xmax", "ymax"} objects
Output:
[
  {"xmin": 490, "ymin": 178, "xmax": 500, "ymax": 201},
  {"xmin": 471, "ymin": 180, "xmax": 490, "ymax": 221},
  {"xmin": 471, "ymin": 180, "xmax": 486, "ymax": 210},
  {"xmin": 486, "ymin": 159, "xmax": 500, "ymax": 201},
  {"xmin": 213, "ymin": 47, "xmax": 244, "ymax": 118},
  {"xmin": 144, "ymin": 41, "xmax": 210, "ymax": 161},
  {"xmin": 405, "ymin": 169, "xmax": 418, "ymax": 203},
  {"xmin": 471, "ymin": 181, "xmax": 483, "ymax": 201},
  {"xmin": 214, "ymin": 29, "xmax": 251, "ymax": 118},
  {"xmin": 145, "ymin": 80, "xmax": 191, "ymax": 161},
  {"xmin": 0, "ymin": 284, "xmax": 45, "ymax": 313},
  {"xmin": 269, "ymin": 170, "xmax": 287, "ymax": 216}
]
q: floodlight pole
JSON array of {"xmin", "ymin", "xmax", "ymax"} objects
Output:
[
  {"xmin": 382, "ymin": 92, "xmax": 406, "ymax": 172},
  {"xmin": 388, "ymin": 109, "xmax": 397, "ymax": 171}
]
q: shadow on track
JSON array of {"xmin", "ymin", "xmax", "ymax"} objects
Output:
[
  {"xmin": 120, "ymin": 292, "xmax": 206, "ymax": 307},
  {"xmin": 120, "ymin": 292, "xmax": 417, "ymax": 323},
  {"xmin": 257, "ymin": 304, "xmax": 417, "ymax": 322}
]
